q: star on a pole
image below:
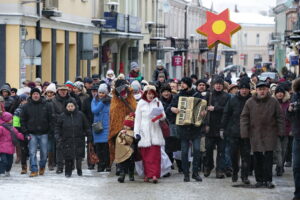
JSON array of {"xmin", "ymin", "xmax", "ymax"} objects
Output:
[{"xmin": 196, "ymin": 9, "xmax": 241, "ymax": 49}]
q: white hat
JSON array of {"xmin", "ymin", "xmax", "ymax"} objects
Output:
[
  {"xmin": 143, "ymin": 85, "xmax": 156, "ymax": 92},
  {"xmin": 156, "ymin": 60, "xmax": 164, "ymax": 67},
  {"xmin": 35, "ymin": 78, "xmax": 42, "ymax": 83},
  {"xmin": 73, "ymin": 81, "xmax": 84, "ymax": 91},
  {"xmin": 131, "ymin": 80, "xmax": 141, "ymax": 92},
  {"xmin": 98, "ymin": 83, "xmax": 109, "ymax": 94},
  {"xmin": 46, "ymin": 83, "xmax": 57, "ymax": 93}
]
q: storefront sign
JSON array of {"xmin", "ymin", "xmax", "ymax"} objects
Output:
[
  {"xmin": 128, "ymin": 15, "xmax": 141, "ymax": 33},
  {"xmin": 290, "ymin": 55, "xmax": 299, "ymax": 66},
  {"xmin": 103, "ymin": 12, "xmax": 117, "ymax": 29},
  {"xmin": 172, "ymin": 56, "xmax": 183, "ymax": 66},
  {"xmin": 117, "ymin": 13, "xmax": 125, "ymax": 32}
]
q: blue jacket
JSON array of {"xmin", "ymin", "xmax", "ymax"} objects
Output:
[{"xmin": 91, "ymin": 97, "xmax": 111, "ymax": 143}]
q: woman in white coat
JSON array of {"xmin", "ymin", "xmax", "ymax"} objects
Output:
[{"xmin": 134, "ymin": 85, "xmax": 165, "ymax": 183}]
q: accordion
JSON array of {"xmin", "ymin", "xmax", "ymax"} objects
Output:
[{"xmin": 176, "ymin": 96, "xmax": 207, "ymax": 127}]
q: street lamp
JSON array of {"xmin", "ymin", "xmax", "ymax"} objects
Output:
[{"xmin": 92, "ymin": 19, "xmax": 106, "ymax": 77}]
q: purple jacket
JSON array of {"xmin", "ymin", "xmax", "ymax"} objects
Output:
[{"xmin": 0, "ymin": 112, "xmax": 24, "ymax": 154}]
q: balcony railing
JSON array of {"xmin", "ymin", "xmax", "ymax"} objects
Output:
[{"xmin": 150, "ymin": 24, "xmax": 166, "ymax": 40}]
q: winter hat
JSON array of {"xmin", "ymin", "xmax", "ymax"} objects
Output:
[
  {"xmin": 256, "ymin": 81, "xmax": 270, "ymax": 88},
  {"xmin": 74, "ymin": 81, "xmax": 84, "ymax": 91},
  {"xmin": 160, "ymin": 84, "xmax": 172, "ymax": 93},
  {"xmin": 275, "ymin": 86, "xmax": 286, "ymax": 95},
  {"xmin": 115, "ymin": 79, "xmax": 128, "ymax": 88},
  {"xmin": 65, "ymin": 81, "xmax": 74, "ymax": 89},
  {"xmin": 123, "ymin": 113, "xmax": 135, "ymax": 128},
  {"xmin": 46, "ymin": 83, "xmax": 57, "ymax": 93},
  {"xmin": 27, "ymin": 82, "xmax": 36, "ymax": 89},
  {"xmin": 30, "ymin": 87, "xmax": 41, "ymax": 96},
  {"xmin": 0, "ymin": 84, "xmax": 11, "ymax": 94},
  {"xmin": 228, "ymin": 84, "xmax": 238, "ymax": 92},
  {"xmin": 156, "ymin": 60, "xmax": 164, "ymax": 67},
  {"xmin": 91, "ymin": 84, "xmax": 99, "ymax": 91},
  {"xmin": 1, "ymin": 112, "xmax": 12, "ymax": 123},
  {"xmin": 19, "ymin": 94, "xmax": 28, "ymax": 101},
  {"xmin": 213, "ymin": 76, "xmax": 225, "ymax": 85},
  {"xmin": 131, "ymin": 80, "xmax": 141, "ymax": 92},
  {"xmin": 75, "ymin": 76, "xmax": 83, "ymax": 82},
  {"xmin": 130, "ymin": 62, "xmax": 139, "ymax": 70},
  {"xmin": 84, "ymin": 77, "xmax": 93, "ymax": 83},
  {"xmin": 92, "ymin": 74, "xmax": 99, "ymax": 80},
  {"xmin": 35, "ymin": 78, "xmax": 42, "ymax": 83},
  {"xmin": 57, "ymin": 85, "xmax": 69, "ymax": 90},
  {"xmin": 141, "ymin": 80, "xmax": 149, "ymax": 86},
  {"xmin": 98, "ymin": 83, "xmax": 109, "ymax": 94},
  {"xmin": 238, "ymin": 80, "xmax": 250, "ymax": 89},
  {"xmin": 143, "ymin": 85, "xmax": 157, "ymax": 92},
  {"xmin": 42, "ymin": 81, "xmax": 50, "ymax": 88},
  {"xmin": 270, "ymin": 83, "xmax": 277, "ymax": 92},
  {"xmin": 181, "ymin": 77, "xmax": 193, "ymax": 88},
  {"xmin": 106, "ymin": 69, "xmax": 115, "ymax": 79}
]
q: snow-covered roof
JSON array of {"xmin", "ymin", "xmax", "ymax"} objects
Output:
[{"xmin": 230, "ymin": 12, "xmax": 275, "ymax": 25}]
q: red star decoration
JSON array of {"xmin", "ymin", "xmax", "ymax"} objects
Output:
[{"xmin": 196, "ymin": 9, "xmax": 241, "ymax": 49}]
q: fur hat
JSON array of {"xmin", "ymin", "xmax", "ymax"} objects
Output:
[
  {"xmin": 181, "ymin": 77, "xmax": 193, "ymax": 88},
  {"xmin": 46, "ymin": 83, "xmax": 57, "ymax": 93},
  {"xmin": 30, "ymin": 88, "xmax": 41, "ymax": 96},
  {"xmin": 123, "ymin": 113, "xmax": 135, "ymax": 128},
  {"xmin": 115, "ymin": 79, "xmax": 128, "ymax": 88},
  {"xmin": 214, "ymin": 76, "xmax": 225, "ymax": 85},
  {"xmin": 239, "ymin": 80, "xmax": 250, "ymax": 89},
  {"xmin": 143, "ymin": 85, "xmax": 156, "ymax": 92},
  {"xmin": 293, "ymin": 78, "xmax": 300, "ymax": 93},
  {"xmin": 98, "ymin": 83, "xmax": 109, "ymax": 94}
]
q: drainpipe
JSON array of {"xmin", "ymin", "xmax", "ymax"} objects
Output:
[{"xmin": 36, "ymin": 1, "xmax": 42, "ymax": 78}]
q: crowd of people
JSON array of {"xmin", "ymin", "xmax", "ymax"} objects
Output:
[{"xmin": 0, "ymin": 61, "xmax": 300, "ymax": 200}]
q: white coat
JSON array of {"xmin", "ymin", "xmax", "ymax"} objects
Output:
[{"xmin": 134, "ymin": 97, "xmax": 165, "ymax": 148}]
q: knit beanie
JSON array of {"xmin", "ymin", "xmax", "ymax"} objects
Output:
[
  {"xmin": 181, "ymin": 77, "xmax": 193, "ymax": 88},
  {"xmin": 130, "ymin": 62, "xmax": 139, "ymax": 70},
  {"xmin": 98, "ymin": 83, "xmax": 109, "ymax": 94},
  {"xmin": 238, "ymin": 80, "xmax": 250, "ymax": 89},
  {"xmin": 275, "ymin": 86, "xmax": 285, "ymax": 95},
  {"xmin": 131, "ymin": 80, "xmax": 141, "ymax": 92},
  {"xmin": 46, "ymin": 83, "xmax": 57, "ymax": 93},
  {"xmin": 74, "ymin": 81, "xmax": 84, "ymax": 91},
  {"xmin": 65, "ymin": 81, "xmax": 74, "ymax": 89},
  {"xmin": 30, "ymin": 88, "xmax": 41, "ymax": 96}
]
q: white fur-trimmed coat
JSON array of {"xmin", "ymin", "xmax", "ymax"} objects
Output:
[{"xmin": 134, "ymin": 97, "xmax": 166, "ymax": 147}]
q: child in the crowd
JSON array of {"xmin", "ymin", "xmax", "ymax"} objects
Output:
[
  {"xmin": 114, "ymin": 113, "xmax": 140, "ymax": 183},
  {"xmin": 13, "ymin": 94, "xmax": 28, "ymax": 174},
  {"xmin": 0, "ymin": 112, "xmax": 24, "ymax": 177}
]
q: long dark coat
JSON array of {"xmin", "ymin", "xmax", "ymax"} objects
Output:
[
  {"xmin": 55, "ymin": 109, "xmax": 91, "ymax": 160},
  {"xmin": 240, "ymin": 93, "xmax": 285, "ymax": 152}
]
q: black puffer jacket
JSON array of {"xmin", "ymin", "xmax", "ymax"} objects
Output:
[
  {"xmin": 21, "ymin": 98, "xmax": 53, "ymax": 135},
  {"xmin": 55, "ymin": 109, "xmax": 91, "ymax": 160},
  {"xmin": 160, "ymin": 95, "xmax": 176, "ymax": 124},
  {"xmin": 52, "ymin": 94, "xmax": 77, "ymax": 121},
  {"xmin": 221, "ymin": 93, "xmax": 251, "ymax": 137},
  {"xmin": 205, "ymin": 90, "xmax": 231, "ymax": 137},
  {"xmin": 170, "ymin": 88, "xmax": 205, "ymax": 140},
  {"xmin": 288, "ymin": 92, "xmax": 300, "ymax": 139}
]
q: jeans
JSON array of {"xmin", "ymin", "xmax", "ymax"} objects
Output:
[
  {"xmin": 0, "ymin": 153, "xmax": 13, "ymax": 174},
  {"xmin": 28, "ymin": 134, "xmax": 48, "ymax": 172},
  {"xmin": 181, "ymin": 136, "xmax": 201, "ymax": 175},
  {"xmin": 205, "ymin": 137, "xmax": 225, "ymax": 172},
  {"xmin": 293, "ymin": 138, "xmax": 300, "ymax": 198},
  {"xmin": 254, "ymin": 151, "xmax": 273, "ymax": 182}
]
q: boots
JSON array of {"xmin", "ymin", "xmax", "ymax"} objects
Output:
[
  {"xmin": 183, "ymin": 173, "xmax": 190, "ymax": 182},
  {"xmin": 29, "ymin": 171, "xmax": 38, "ymax": 177},
  {"xmin": 216, "ymin": 171, "xmax": 225, "ymax": 179},
  {"xmin": 65, "ymin": 160, "xmax": 73, "ymax": 178},
  {"xmin": 118, "ymin": 172, "xmax": 125, "ymax": 183},
  {"xmin": 76, "ymin": 159, "xmax": 82, "ymax": 176},
  {"xmin": 21, "ymin": 165, "xmax": 27, "ymax": 174},
  {"xmin": 175, "ymin": 159, "xmax": 183, "ymax": 173},
  {"xmin": 48, "ymin": 152, "xmax": 55, "ymax": 171},
  {"xmin": 15, "ymin": 146, "xmax": 21, "ymax": 164},
  {"xmin": 232, "ymin": 173, "xmax": 238, "ymax": 182},
  {"xmin": 192, "ymin": 172, "xmax": 202, "ymax": 182},
  {"xmin": 129, "ymin": 168, "xmax": 135, "ymax": 181},
  {"xmin": 39, "ymin": 168, "xmax": 45, "ymax": 176},
  {"xmin": 204, "ymin": 167, "xmax": 211, "ymax": 177}
]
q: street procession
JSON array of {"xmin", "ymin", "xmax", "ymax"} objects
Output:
[{"xmin": 0, "ymin": 0, "xmax": 300, "ymax": 200}]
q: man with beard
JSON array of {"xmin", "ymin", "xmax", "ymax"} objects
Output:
[
  {"xmin": 170, "ymin": 77, "xmax": 206, "ymax": 182},
  {"xmin": 52, "ymin": 85, "xmax": 77, "ymax": 174},
  {"xmin": 204, "ymin": 77, "xmax": 231, "ymax": 179},
  {"xmin": 108, "ymin": 79, "xmax": 137, "ymax": 174},
  {"xmin": 241, "ymin": 81, "xmax": 284, "ymax": 188},
  {"xmin": 221, "ymin": 79, "xmax": 252, "ymax": 184}
]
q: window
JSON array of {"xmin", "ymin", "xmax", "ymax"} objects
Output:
[
  {"xmin": 244, "ymin": 33, "xmax": 247, "ymax": 46},
  {"xmin": 256, "ymin": 34, "xmax": 260, "ymax": 45}
]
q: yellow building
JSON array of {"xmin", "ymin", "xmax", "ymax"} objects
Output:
[{"xmin": 0, "ymin": 0, "xmax": 100, "ymax": 88}]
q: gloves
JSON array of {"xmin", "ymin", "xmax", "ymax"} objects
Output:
[
  {"xmin": 135, "ymin": 134, "xmax": 141, "ymax": 143},
  {"xmin": 219, "ymin": 129, "xmax": 224, "ymax": 140}
]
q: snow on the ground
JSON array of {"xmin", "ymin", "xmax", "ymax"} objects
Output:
[{"xmin": 0, "ymin": 160, "xmax": 294, "ymax": 200}]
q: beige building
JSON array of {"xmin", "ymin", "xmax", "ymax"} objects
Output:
[{"xmin": 218, "ymin": 12, "xmax": 275, "ymax": 72}]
